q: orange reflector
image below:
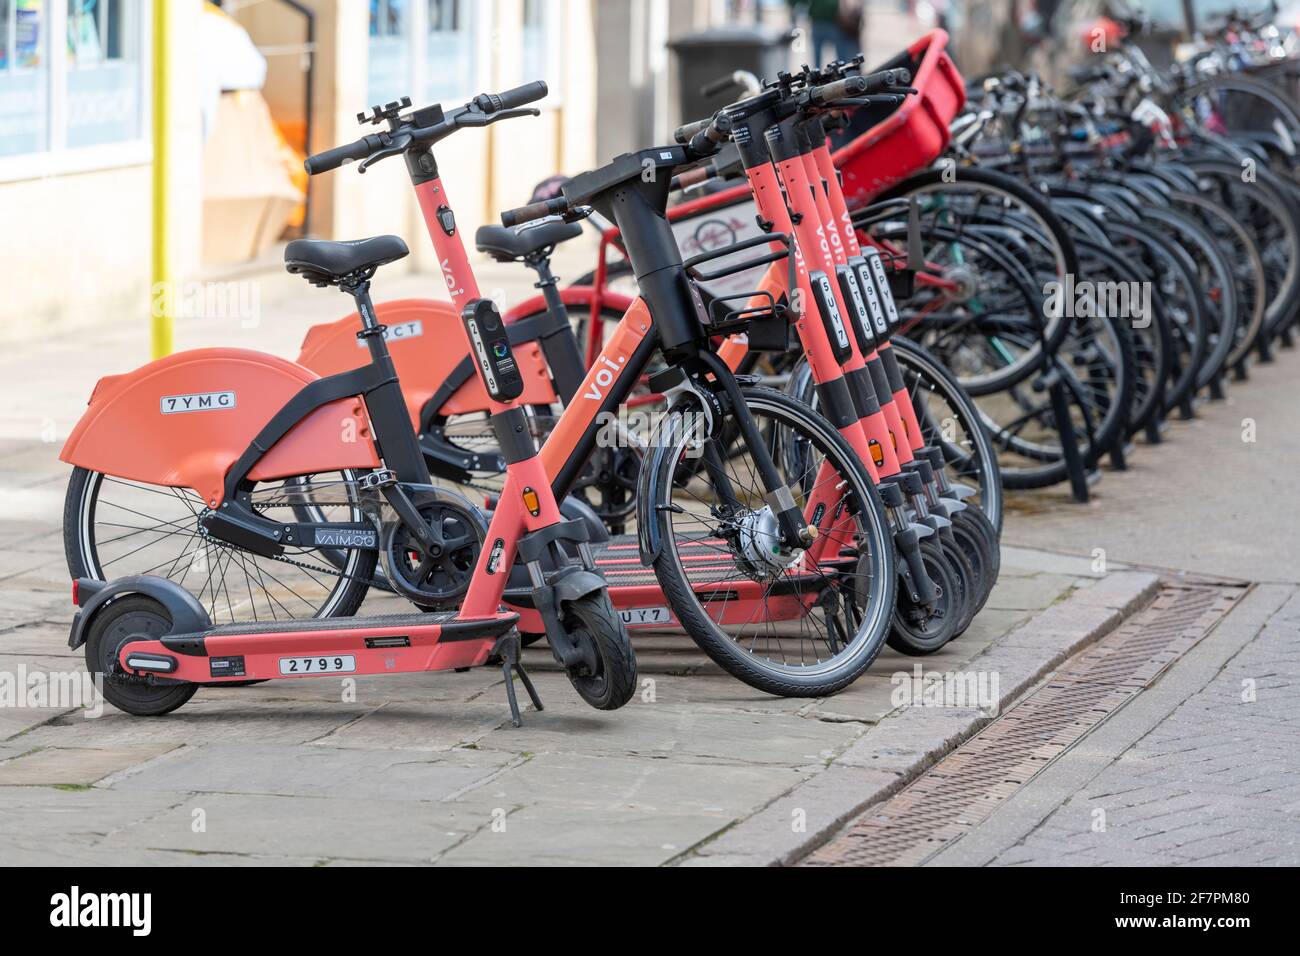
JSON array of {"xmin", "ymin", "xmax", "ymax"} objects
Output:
[{"xmin": 522, "ymin": 487, "xmax": 540, "ymax": 516}]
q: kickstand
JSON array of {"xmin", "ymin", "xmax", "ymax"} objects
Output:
[{"xmin": 496, "ymin": 633, "xmax": 544, "ymax": 728}]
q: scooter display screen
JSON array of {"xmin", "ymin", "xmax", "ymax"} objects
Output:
[
  {"xmin": 861, "ymin": 247, "xmax": 901, "ymax": 332},
  {"xmin": 461, "ymin": 299, "xmax": 524, "ymax": 401},
  {"xmin": 810, "ymin": 270, "xmax": 852, "ymax": 363},
  {"xmin": 836, "ymin": 263, "xmax": 877, "ymax": 355}
]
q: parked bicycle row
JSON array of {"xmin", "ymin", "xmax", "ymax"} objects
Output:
[{"xmin": 58, "ymin": 19, "xmax": 1293, "ymax": 726}]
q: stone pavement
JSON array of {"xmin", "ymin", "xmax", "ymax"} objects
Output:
[
  {"xmin": 927, "ymin": 583, "xmax": 1300, "ymax": 866},
  {"xmin": 864, "ymin": 354, "xmax": 1300, "ymax": 868},
  {"xmin": 0, "ymin": 532, "xmax": 1114, "ymax": 865},
  {"xmin": 1001, "ymin": 355, "xmax": 1300, "ymax": 586}
]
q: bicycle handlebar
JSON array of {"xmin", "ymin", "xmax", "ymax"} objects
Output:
[
  {"xmin": 858, "ymin": 67, "xmax": 911, "ymax": 92},
  {"xmin": 500, "ymin": 196, "xmax": 568, "ymax": 228}
]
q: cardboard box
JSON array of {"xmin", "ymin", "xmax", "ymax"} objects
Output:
[{"xmin": 202, "ymin": 90, "xmax": 303, "ymax": 264}]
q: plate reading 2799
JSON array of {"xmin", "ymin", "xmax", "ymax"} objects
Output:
[{"xmin": 279, "ymin": 655, "xmax": 356, "ymax": 676}]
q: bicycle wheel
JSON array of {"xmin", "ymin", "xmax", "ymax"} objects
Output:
[
  {"xmin": 64, "ymin": 467, "xmax": 376, "ymax": 625},
  {"xmin": 1177, "ymin": 75, "xmax": 1300, "ymax": 175},
  {"xmin": 1186, "ymin": 158, "xmax": 1300, "ymax": 343},
  {"xmin": 1169, "ymin": 190, "xmax": 1268, "ymax": 371},
  {"xmin": 881, "ymin": 337, "xmax": 1006, "ymax": 533},
  {"xmin": 872, "ymin": 165, "xmax": 1080, "ymax": 391},
  {"xmin": 645, "ymin": 387, "xmax": 895, "ymax": 697},
  {"xmin": 868, "ymin": 221, "xmax": 1049, "ymax": 396},
  {"xmin": 981, "ymin": 312, "xmax": 1137, "ymax": 490},
  {"xmin": 1140, "ymin": 205, "xmax": 1240, "ymax": 390},
  {"xmin": 1082, "ymin": 226, "xmax": 1174, "ymax": 436},
  {"xmin": 784, "ymin": 341, "xmax": 1005, "ymax": 532}
]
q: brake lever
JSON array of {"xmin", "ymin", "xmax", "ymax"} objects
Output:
[
  {"xmin": 562, "ymin": 205, "xmax": 594, "ymax": 224},
  {"xmin": 490, "ymin": 107, "xmax": 542, "ymax": 122},
  {"xmin": 358, "ymin": 133, "xmax": 412, "ymax": 173},
  {"xmin": 457, "ymin": 106, "xmax": 541, "ymax": 129}
]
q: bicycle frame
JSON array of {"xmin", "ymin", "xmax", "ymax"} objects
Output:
[{"xmin": 412, "ymin": 152, "xmax": 847, "ymax": 634}]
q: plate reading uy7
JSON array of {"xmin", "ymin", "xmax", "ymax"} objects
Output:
[{"xmin": 279, "ymin": 655, "xmax": 356, "ymax": 676}]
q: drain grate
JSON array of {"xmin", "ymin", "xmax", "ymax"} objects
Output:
[{"xmin": 801, "ymin": 583, "xmax": 1244, "ymax": 867}]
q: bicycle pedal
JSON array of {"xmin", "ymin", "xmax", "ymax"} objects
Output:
[{"xmin": 358, "ymin": 469, "xmax": 398, "ymax": 490}]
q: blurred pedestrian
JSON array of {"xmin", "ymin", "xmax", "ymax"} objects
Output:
[{"xmin": 789, "ymin": 0, "xmax": 864, "ymax": 64}]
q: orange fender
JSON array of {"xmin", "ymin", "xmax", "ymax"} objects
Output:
[
  {"xmin": 60, "ymin": 349, "xmax": 380, "ymax": 507},
  {"xmin": 296, "ymin": 299, "xmax": 557, "ymax": 427}
]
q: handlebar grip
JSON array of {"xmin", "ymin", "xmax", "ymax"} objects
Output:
[
  {"xmin": 688, "ymin": 115, "xmax": 731, "ymax": 157},
  {"xmin": 810, "ymin": 75, "xmax": 868, "ymax": 105},
  {"xmin": 500, "ymin": 196, "xmax": 567, "ymax": 228},
  {"xmin": 858, "ymin": 68, "xmax": 912, "ymax": 92},
  {"xmin": 673, "ymin": 164, "xmax": 714, "ymax": 191},
  {"xmin": 475, "ymin": 80, "xmax": 549, "ymax": 114},
  {"xmin": 674, "ymin": 116, "xmax": 712, "ymax": 144},
  {"xmin": 304, "ymin": 136, "xmax": 375, "ymax": 175}
]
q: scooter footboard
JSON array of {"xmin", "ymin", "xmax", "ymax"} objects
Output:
[{"xmin": 123, "ymin": 610, "xmax": 520, "ymax": 684}]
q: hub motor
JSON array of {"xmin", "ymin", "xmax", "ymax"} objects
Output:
[{"xmin": 734, "ymin": 506, "xmax": 803, "ymax": 579}]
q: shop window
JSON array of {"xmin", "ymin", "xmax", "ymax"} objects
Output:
[
  {"xmin": 367, "ymin": 0, "xmax": 410, "ymax": 107},
  {"xmin": 0, "ymin": 0, "xmax": 50, "ymax": 157},
  {"xmin": 424, "ymin": 0, "xmax": 475, "ymax": 105},
  {"xmin": 0, "ymin": 0, "xmax": 147, "ymax": 173},
  {"xmin": 66, "ymin": 0, "xmax": 144, "ymax": 149},
  {"xmin": 521, "ymin": 0, "xmax": 559, "ymax": 98}
]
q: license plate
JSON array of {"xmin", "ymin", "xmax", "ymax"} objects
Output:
[
  {"xmin": 278, "ymin": 655, "xmax": 356, "ymax": 676},
  {"xmin": 619, "ymin": 605, "xmax": 672, "ymax": 626}
]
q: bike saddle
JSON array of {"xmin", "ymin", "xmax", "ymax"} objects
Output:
[
  {"xmin": 284, "ymin": 235, "xmax": 409, "ymax": 287},
  {"xmin": 474, "ymin": 218, "xmax": 581, "ymax": 262}
]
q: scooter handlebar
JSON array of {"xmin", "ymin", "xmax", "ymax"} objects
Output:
[
  {"xmin": 474, "ymin": 80, "xmax": 549, "ymax": 114},
  {"xmin": 809, "ymin": 74, "xmax": 869, "ymax": 105},
  {"xmin": 304, "ymin": 135, "xmax": 380, "ymax": 175}
]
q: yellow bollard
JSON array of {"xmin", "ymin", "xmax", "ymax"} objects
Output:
[{"xmin": 150, "ymin": 0, "xmax": 172, "ymax": 359}]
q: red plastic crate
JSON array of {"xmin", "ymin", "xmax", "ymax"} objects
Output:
[{"xmin": 834, "ymin": 30, "xmax": 966, "ymax": 206}]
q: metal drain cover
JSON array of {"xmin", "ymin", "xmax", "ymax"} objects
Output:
[{"xmin": 802, "ymin": 583, "xmax": 1244, "ymax": 867}]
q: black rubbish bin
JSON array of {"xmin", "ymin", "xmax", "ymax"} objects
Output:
[{"xmin": 669, "ymin": 26, "xmax": 795, "ymax": 125}]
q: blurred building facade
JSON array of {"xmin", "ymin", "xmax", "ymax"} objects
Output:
[{"xmin": 1, "ymin": 0, "xmax": 926, "ymax": 340}]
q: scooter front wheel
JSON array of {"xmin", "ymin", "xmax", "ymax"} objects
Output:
[
  {"xmin": 561, "ymin": 592, "xmax": 637, "ymax": 711},
  {"xmin": 84, "ymin": 596, "xmax": 197, "ymax": 717},
  {"xmin": 888, "ymin": 539, "xmax": 963, "ymax": 655}
]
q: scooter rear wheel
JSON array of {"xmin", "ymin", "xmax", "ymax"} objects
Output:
[{"xmin": 84, "ymin": 596, "xmax": 196, "ymax": 717}]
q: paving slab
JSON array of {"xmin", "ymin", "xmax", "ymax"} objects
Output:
[
  {"xmin": 100, "ymin": 793, "xmax": 496, "ymax": 863},
  {"xmin": 433, "ymin": 804, "xmax": 729, "ymax": 866},
  {"xmin": 0, "ymin": 786, "xmax": 190, "ymax": 844},
  {"xmin": 458, "ymin": 750, "xmax": 805, "ymax": 816},
  {"xmin": 107, "ymin": 742, "xmax": 513, "ymax": 801},
  {"xmin": 0, "ymin": 743, "xmax": 179, "ymax": 786},
  {"xmin": 982, "ymin": 573, "xmax": 1080, "ymax": 611},
  {"xmin": 472, "ymin": 694, "xmax": 862, "ymax": 767},
  {"xmin": 16, "ymin": 697, "xmax": 378, "ymax": 750}
]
